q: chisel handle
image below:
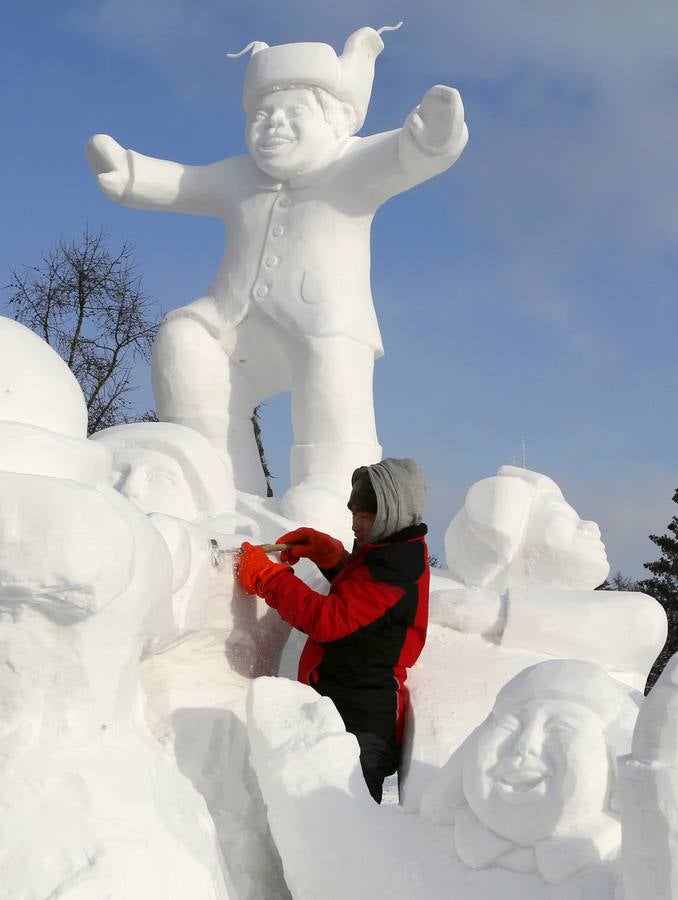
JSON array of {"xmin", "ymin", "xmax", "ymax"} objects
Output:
[{"xmin": 256, "ymin": 543, "xmax": 294, "ymax": 553}]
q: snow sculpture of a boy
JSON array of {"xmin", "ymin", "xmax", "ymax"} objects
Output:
[{"xmin": 85, "ymin": 24, "xmax": 468, "ymax": 527}]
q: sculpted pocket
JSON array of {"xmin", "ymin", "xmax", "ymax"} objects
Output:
[{"xmin": 300, "ymin": 271, "xmax": 327, "ymax": 304}]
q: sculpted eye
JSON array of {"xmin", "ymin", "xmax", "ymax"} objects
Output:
[
  {"xmin": 147, "ymin": 471, "xmax": 175, "ymax": 485},
  {"xmin": 288, "ymin": 105, "xmax": 309, "ymax": 117},
  {"xmin": 495, "ymin": 715, "xmax": 521, "ymax": 733},
  {"xmin": 254, "ymin": 110, "xmax": 268, "ymax": 121},
  {"xmin": 546, "ymin": 719, "xmax": 577, "ymax": 735}
]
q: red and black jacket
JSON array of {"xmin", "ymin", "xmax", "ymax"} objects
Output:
[{"xmin": 261, "ymin": 524, "xmax": 430, "ymax": 744}]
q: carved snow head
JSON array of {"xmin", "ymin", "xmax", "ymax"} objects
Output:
[
  {"xmin": 232, "ymin": 25, "xmax": 401, "ymax": 178},
  {"xmin": 421, "ymin": 661, "xmax": 639, "ymax": 883},
  {"xmin": 444, "ymin": 465, "xmax": 609, "ymax": 591},
  {"xmin": 464, "ymin": 661, "xmax": 637, "ymax": 845},
  {"xmin": 92, "ymin": 421, "xmax": 236, "ymax": 522},
  {"xmin": 245, "ymin": 85, "xmax": 352, "ymax": 180}
]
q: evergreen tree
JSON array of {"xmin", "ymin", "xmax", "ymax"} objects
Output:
[
  {"xmin": 639, "ymin": 488, "xmax": 678, "ymax": 688},
  {"xmin": 595, "ymin": 570, "xmax": 641, "ymax": 591}
]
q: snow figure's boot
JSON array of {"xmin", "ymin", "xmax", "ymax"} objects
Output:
[
  {"xmin": 281, "ymin": 441, "xmax": 382, "ymax": 542},
  {"xmin": 620, "ymin": 652, "xmax": 678, "ymax": 900}
]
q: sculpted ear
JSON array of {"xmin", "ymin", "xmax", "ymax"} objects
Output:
[{"xmin": 338, "ymin": 101, "xmax": 359, "ymax": 136}]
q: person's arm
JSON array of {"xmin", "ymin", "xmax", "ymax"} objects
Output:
[
  {"xmin": 262, "ymin": 566, "xmax": 404, "ymax": 644},
  {"xmin": 85, "ymin": 133, "xmax": 229, "ymax": 216}
]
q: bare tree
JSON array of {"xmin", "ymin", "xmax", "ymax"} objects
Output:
[{"xmin": 4, "ymin": 227, "xmax": 159, "ymax": 433}]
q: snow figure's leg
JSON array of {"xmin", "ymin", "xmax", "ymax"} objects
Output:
[
  {"xmin": 152, "ymin": 312, "xmax": 267, "ymax": 494},
  {"xmin": 281, "ymin": 337, "xmax": 382, "ymax": 536},
  {"xmin": 620, "ymin": 652, "xmax": 678, "ymax": 900}
]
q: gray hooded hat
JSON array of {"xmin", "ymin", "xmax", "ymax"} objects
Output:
[{"xmin": 350, "ymin": 457, "xmax": 426, "ymax": 543}]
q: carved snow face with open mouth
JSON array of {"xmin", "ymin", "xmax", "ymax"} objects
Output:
[
  {"xmin": 246, "ymin": 88, "xmax": 344, "ymax": 180},
  {"xmin": 463, "ymin": 699, "xmax": 610, "ymax": 845}
]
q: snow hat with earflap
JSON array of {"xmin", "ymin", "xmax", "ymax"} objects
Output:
[{"xmin": 229, "ymin": 23, "xmax": 403, "ymax": 133}]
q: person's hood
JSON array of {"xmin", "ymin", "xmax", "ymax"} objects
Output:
[{"xmin": 352, "ymin": 457, "xmax": 426, "ymax": 542}]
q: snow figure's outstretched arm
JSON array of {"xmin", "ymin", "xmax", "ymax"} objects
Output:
[
  {"xmin": 399, "ymin": 84, "xmax": 468, "ymax": 175},
  {"xmin": 620, "ymin": 651, "xmax": 678, "ymax": 900},
  {"xmin": 86, "ymin": 133, "xmax": 229, "ymax": 216}
]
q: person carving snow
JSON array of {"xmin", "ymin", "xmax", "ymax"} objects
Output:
[
  {"xmin": 84, "ymin": 25, "xmax": 468, "ymax": 530},
  {"xmin": 237, "ymin": 457, "xmax": 430, "ymax": 803}
]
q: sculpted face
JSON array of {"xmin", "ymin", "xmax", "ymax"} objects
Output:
[
  {"xmin": 463, "ymin": 699, "xmax": 610, "ymax": 846},
  {"xmin": 519, "ymin": 491, "xmax": 609, "ymax": 589},
  {"xmin": 112, "ymin": 448, "xmax": 199, "ymax": 521},
  {"xmin": 246, "ymin": 88, "xmax": 346, "ymax": 180}
]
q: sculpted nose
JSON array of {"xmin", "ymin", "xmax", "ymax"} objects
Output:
[
  {"xmin": 512, "ymin": 723, "xmax": 543, "ymax": 759},
  {"xmin": 268, "ymin": 109, "xmax": 286, "ymax": 129},
  {"xmin": 580, "ymin": 519, "xmax": 601, "ymax": 537}
]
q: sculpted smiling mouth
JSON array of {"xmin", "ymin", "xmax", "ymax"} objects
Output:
[
  {"xmin": 258, "ymin": 137, "xmax": 295, "ymax": 151},
  {"xmin": 493, "ymin": 760, "xmax": 549, "ymax": 800}
]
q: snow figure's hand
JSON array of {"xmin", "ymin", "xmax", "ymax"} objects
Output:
[
  {"xmin": 631, "ymin": 650, "xmax": 678, "ymax": 765},
  {"xmin": 85, "ymin": 134, "xmax": 130, "ymax": 201},
  {"xmin": 407, "ymin": 85, "xmax": 468, "ymax": 157},
  {"xmin": 428, "ymin": 587, "xmax": 506, "ymax": 638}
]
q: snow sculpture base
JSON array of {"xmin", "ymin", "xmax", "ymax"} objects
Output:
[{"xmin": 247, "ymin": 674, "xmax": 627, "ymax": 900}]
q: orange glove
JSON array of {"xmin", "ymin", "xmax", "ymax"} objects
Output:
[
  {"xmin": 236, "ymin": 542, "xmax": 289, "ymax": 596},
  {"xmin": 276, "ymin": 527, "xmax": 346, "ymax": 569}
]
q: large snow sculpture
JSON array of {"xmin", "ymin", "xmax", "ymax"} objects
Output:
[
  {"xmin": 92, "ymin": 421, "xmax": 291, "ymax": 897},
  {"xmin": 0, "ymin": 317, "xmax": 232, "ymax": 899},
  {"xmin": 401, "ymin": 465, "xmax": 666, "ymax": 809},
  {"xmin": 247, "ymin": 664, "xmax": 641, "ymax": 899},
  {"xmin": 85, "ymin": 24, "xmax": 468, "ymax": 532}
]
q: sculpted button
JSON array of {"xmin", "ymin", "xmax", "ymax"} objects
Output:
[
  {"xmin": 278, "ymin": 196, "xmax": 291, "ymax": 208},
  {"xmin": 265, "ymin": 256, "xmax": 279, "ymax": 268},
  {"xmin": 255, "ymin": 285, "xmax": 269, "ymax": 298},
  {"xmin": 271, "ymin": 225, "xmax": 284, "ymax": 237}
]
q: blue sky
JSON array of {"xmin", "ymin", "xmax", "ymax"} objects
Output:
[{"xmin": 2, "ymin": 1, "xmax": 677, "ymax": 577}]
